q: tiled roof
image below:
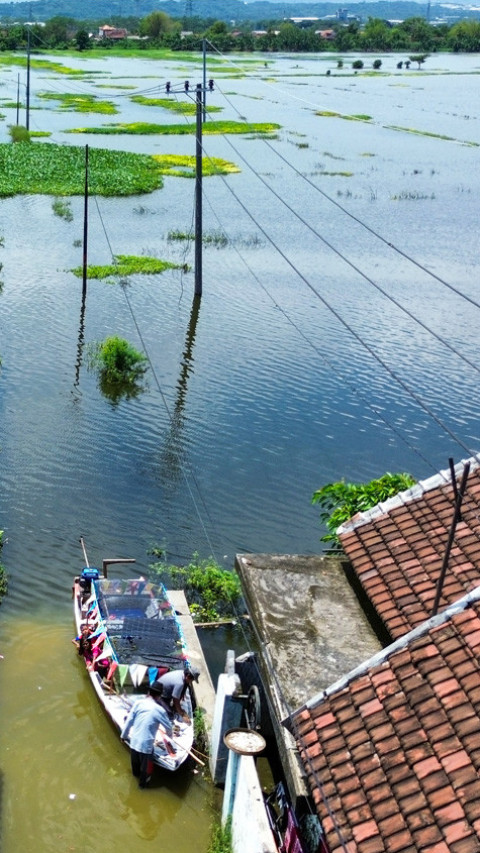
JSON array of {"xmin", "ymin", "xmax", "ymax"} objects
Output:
[
  {"xmin": 287, "ymin": 457, "xmax": 480, "ymax": 853},
  {"xmin": 338, "ymin": 456, "xmax": 480, "ymax": 639}
]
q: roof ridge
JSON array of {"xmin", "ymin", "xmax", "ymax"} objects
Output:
[
  {"xmin": 287, "ymin": 582, "xmax": 480, "ymax": 722},
  {"xmin": 336, "ymin": 453, "xmax": 480, "ymax": 535}
]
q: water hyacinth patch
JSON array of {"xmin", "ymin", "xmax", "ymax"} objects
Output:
[
  {"xmin": 131, "ymin": 95, "xmax": 222, "ymax": 114},
  {"xmin": 38, "ymin": 92, "xmax": 118, "ymax": 114},
  {"xmin": 0, "ymin": 143, "xmax": 164, "ymax": 197},
  {"xmin": 151, "ymin": 154, "xmax": 239, "ymax": 177},
  {"xmin": 67, "ymin": 119, "xmax": 281, "ymax": 136}
]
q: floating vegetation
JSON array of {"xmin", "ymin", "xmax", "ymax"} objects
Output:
[
  {"xmin": 385, "ymin": 124, "xmax": 479, "ymax": 146},
  {"xmin": 323, "ymin": 151, "xmax": 346, "ymax": 160},
  {"xmin": 0, "ymin": 143, "xmax": 164, "ymax": 197},
  {"xmin": 391, "ymin": 190, "xmax": 436, "ymax": 200},
  {"xmin": 131, "ymin": 95, "xmax": 222, "ymax": 114},
  {"xmin": 0, "ymin": 54, "xmax": 89, "ymax": 75},
  {"xmin": 52, "ymin": 198, "xmax": 73, "ymax": 221},
  {"xmin": 71, "ymin": 254, "xmax": 185, "ymax": 281},
  {"xmin": 38, "ymin": 92, "xmax": 117, "ymax": 114},
  {"xmin": 87, "ymin": 335, "xmax": 148, "ymax": 404},
  {"xmin": 68, "ymin": 119, "xmax": 280, "ymax": 136},
  {"xmin": 168, "ymin": 229, "xmax": 229, "ymax": 247},
  {"xmin": 151, "ymin": 154, "xmax": 239, "ymax": 178},
  {"xmin": 314, "ymin": 170, "xmax": 353, "ymax": 177},
  {"xmin": 316, "ymin": 110, "xmax": 372, "ymax": 122}
]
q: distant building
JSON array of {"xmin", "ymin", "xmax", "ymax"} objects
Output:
[
  {"xmin": 98, "ymin": 24, "xmax": 127, "ymax": 40},
  {"xmin": 316, "ymin": 29, "xmax": 336, "ymax": 40}
]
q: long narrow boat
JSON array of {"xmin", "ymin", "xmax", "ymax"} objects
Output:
[{"xmin": 72, "ymin": 539, "xmax": 194, "ymax": 771}]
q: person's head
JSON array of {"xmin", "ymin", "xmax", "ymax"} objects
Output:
[
  {"xmin": 81, "ymin": 624, "xmax": 91, "ymax": 635},
  {"xmin": 149, "ymin": 681, "xmax": 164, "ymax": 700},
  {"xmin": 185, "ymin": 666, "xmax": 200, "ymax": 684}
]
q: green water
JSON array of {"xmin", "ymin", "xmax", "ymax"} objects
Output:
[{"xmin": 0, "ymin": 615, "xmax": 216, "ymax": 853}]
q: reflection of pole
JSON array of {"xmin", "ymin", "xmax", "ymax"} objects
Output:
[
  {"xmin": 174, "ymin": 293, "xmax": 201, "ymax": 419},
  {"xmin": 26, "ymin": 27, "xmax": 30, "ymax": 130},
  {"xmin": 195, "ymin": 84, "xmax": 202, "ymax": 297},
  {"xmin": 16, "ymin": 74, "xmax": 20, "ymax": 125},
  {"xmin": 82, "ymin": 145, "xmax": 89, "ymax": 297},
  {"xmin": 202, "ymin": 39, "xmax": 207, "ymax": 122},
  {"xmin": 74, "ymin": 284, "xmax": 87, "ymax": 389}
]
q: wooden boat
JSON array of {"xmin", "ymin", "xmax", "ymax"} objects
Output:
[{"xmin": 72, "ymin": 538, "xmax": 195, "ymax": 771}]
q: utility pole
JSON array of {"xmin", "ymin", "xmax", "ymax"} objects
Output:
[
  {"xmin": 26, "ymin": 26, "xmax": 31, "ymax": 130},
  {"xmin": 195, "ymin": 83, "xmax": 203, "ymax": 296},
  {"xmin": 164, "ymin": 79, "xmax": 214, "ymax": 297}
]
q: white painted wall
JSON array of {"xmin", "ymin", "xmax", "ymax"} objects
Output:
[{"xmin": 223, "ymin": 752, "xmax": 277, "ymax": 853}]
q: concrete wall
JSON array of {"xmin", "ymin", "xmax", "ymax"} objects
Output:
[{"xmin": 222, "ymin": 751, "xmax": 277, "ymax": 853}]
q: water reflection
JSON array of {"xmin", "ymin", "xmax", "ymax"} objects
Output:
[{"xmin": 0, "ymin": 616, "xmax": 213, "ymax": 853}]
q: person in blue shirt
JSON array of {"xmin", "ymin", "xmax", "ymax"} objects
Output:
[{"xmin": 121, "ymin": 681, "xmax": 173, "ymax": 788}]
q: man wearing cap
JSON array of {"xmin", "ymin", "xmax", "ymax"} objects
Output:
[
  {"xmin": 121, "ymin": 681, "xmax": 173, "ymax": 788},
  {"xmin": 158, "ymin": 665, "xmax": 200, "ymax": 724}
]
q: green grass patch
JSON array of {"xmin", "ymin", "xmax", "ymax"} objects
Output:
[
  {"xmin": 38, "ymin": 92, "xmax": 117, "ymax": 114},
  {"xmin": 0, "ymin": 54, "xmax": 91, "ymax": 75},
  {"xmin": 68, "ymin": 119, "xmax": 280, "ymax": 136},
  {"xmin": 71, "ymin": 254, "xmax": 185, "ymax": 281},
  {"xmin": 0, "ymin": 142, "xmax": 165, "ymax": 197},
  {"xmin": 131, "ymin": 94, "xmax": 222, "ymax": 115},
  {"xmin": 152, "ymin": 154, "xmax": 239, "ymax": 178}
]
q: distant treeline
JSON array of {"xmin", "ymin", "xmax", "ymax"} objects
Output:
[{"xmin": 2, "ymin": 13, "xmax": 480, "ymax": 54}]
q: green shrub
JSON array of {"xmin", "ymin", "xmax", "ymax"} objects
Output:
[
  {"xmin": 312, "ymin": 472, "xmax": 416, "ymax": 550},
  {"xmin": 149, "ymin": 552, "xmax": 243, "ymax": 623},
  {"xmin": 88, "ymin": 335, "xmax": 147, "ymax": 384},
  {"xmin": 9, "ymin": 125, "xmax": 31, "ymax": 143}
]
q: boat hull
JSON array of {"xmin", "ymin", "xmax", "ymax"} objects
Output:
[{"xmin": 73, "ymin": 573, "xmax": 194, "ymax": 772}]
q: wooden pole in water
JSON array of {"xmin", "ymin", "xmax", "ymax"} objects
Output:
[
  {"xmin": 194, "ymin": 83, "xmax": 202, "ymax": 297},
  {"xmin": 82, "ymin": 145, "xmax": 89, "ymax": 297}
]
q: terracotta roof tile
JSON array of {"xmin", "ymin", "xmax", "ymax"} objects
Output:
[{"xmin": 288, "ymin": 459, "xmax": 480, "ymax": 851}]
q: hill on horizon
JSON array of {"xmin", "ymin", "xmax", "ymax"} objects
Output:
[{"xmin": 0, "ymin": 0, "xmax": 477, "ymax": 24}]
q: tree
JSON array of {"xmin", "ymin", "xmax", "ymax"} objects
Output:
[
  {"xmin": 448, "ymin": 20, "xmax": 480, "ymax": 52},
  {"xmin": 312, "ymin": 472, "xmax": 416, "ymax": 550},
  {"xmin": 139, "ymin": 11, "xmax": 176, "ymax": 39},
  {"xmin": 361, "ymin": 17, "xmax": 391, "ymax": 51},
  {"xmin": 409, "ymin": 53, "xmax": 429, "ymax": 69},
  {"xmin": 399, "ymin": 17, "xmax": 434, "ymax": 51},
  {"xmin": 75, "ymin": 28, "xmax": 90, "ymax": 51},
  {"xmin": 373, "ymin": 59, "xmax": 382, "ymax": 69},
  {"xmin": 352, "ymin": 59, "xmax": 364, "ymax": 69}
]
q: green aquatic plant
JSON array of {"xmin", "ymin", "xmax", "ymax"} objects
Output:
[
  {"xmin": 87, "ymin": 336, "xmax": 148, "ymax": 404},
  {"xmin": 68, "ymin": 120, "xmax": 280, "ymax": 137},
  {"xmin": 52, "ymin": 198, "xmax": 73, "ymax": 221},
  {"xmin": 0, "ymin": 143, "xmax": 165, "ymax": 197},
  {"xmin": 149, "ymin": 552, "xmax": 243, "ymax": 624},
  {"xmin": 71, "ymin": 254, "xmax": 184, "ymax": 280},
  {"xmin": 9, "ymin": 124, "xmax": 31, "ymax": 143},
  {"xmin": 131, "ymin": 94, "xmax": 222, "ymax": 114},
  {"xmin": 151, "ymin": 154, "xmax": 239, "ymax": 178},
  {"xmin": 167, "ymin": 229, "xmax": 228, "ymax": 246},
  {"xmin": 38, "ymin": 92, "xmax": 117, "ymax": 114},
  {"xmin": 207, "ymin": 819, "xmax": 232, "ymax": 853}
]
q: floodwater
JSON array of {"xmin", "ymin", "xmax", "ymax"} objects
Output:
[{"xmin": 1, "ymin": 49, "xmax": 480, "ymax": 851}]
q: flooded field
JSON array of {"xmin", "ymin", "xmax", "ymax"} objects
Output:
[{"xmin": 1, "ymin": 49, "xmax": 480, "ymax": 851}]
